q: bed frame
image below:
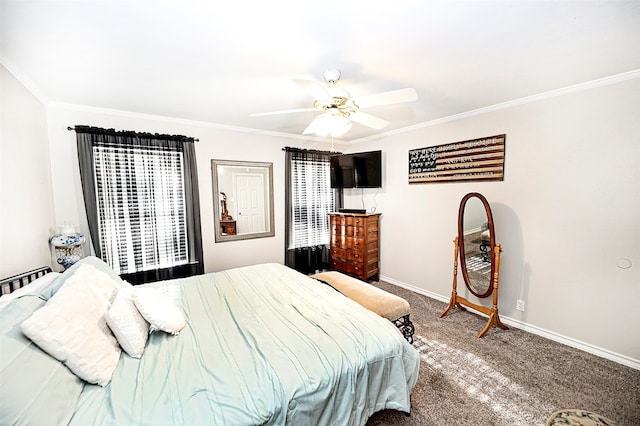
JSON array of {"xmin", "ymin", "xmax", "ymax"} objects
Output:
[{"xmin": 0, "ymin": 266, "xmax": 52, "ymax": 296}]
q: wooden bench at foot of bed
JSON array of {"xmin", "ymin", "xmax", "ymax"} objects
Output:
[{"xmin": 311, "ymin": 271, "xmax": 415, "ymax": 344}]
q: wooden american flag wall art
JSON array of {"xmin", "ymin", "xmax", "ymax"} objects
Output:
[{"xmin": 408, "ymin": 134, "xmax": 505, "ymax": 184}]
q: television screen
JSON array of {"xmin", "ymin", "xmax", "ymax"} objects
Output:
[{"xmin": 330, "ymin": 150, "xmax": 382, "ymax": 188}]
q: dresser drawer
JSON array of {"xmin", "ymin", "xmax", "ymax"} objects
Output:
[
  {"xmin": 331, "ymin": 234, "xmax": 345, "ymax": 247},
  {"xmin": 330, "ymin": 247, "xmax": 346, "ymax": 259},
  {"xmin": 331, "ymin": 216, "xmax": 346, "ymax": 226},
  {"xmin": 342, "ymin": 261, "xmax": 366, "ymax": 278},
  {"xmin": 344, "ymin": 236, "xmax": 365, "ymax": 249},
  {"xmin": 330, "ymin": 258, "xmax": 344, "ymax": 271},
  {"xmin": 344, "ymin": 216, "xmax": 365, "ymax": 226},
  {"xmin": 345, "ymin": 249, "xmax": 365, "ymax": 262},
  {"xmin": 345, "ymin": 225, "xmax": 365, "ymax": 237}
]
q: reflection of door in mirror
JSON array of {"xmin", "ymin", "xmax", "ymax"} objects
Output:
[{"xmin": 234, "ymin": 173, "xmax": 266, "ymax": 234}]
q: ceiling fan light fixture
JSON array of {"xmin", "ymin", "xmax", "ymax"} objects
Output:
[{"xmin": 314, "ymin": 113, "xmax": 352, "ymax": 137}]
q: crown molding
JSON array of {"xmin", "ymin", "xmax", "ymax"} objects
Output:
[
  {"xmin": 350, "ymin": 68, "xmax": 640, "ymax": 144},
  {"xmin": 48, "ymin": 101, "xmax": 356, "ymax": 146},
  {"xmin": 48, "ymin": 101, "xmax": 317, "ymax": 141},
  {"xmin": 11, "ymin": 63, "xmax": 639, "ymax": 145}
]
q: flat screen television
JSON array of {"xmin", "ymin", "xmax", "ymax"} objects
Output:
[{"xmin": 330, "ymin": 150, "xmax": 382, "ymax": 189}]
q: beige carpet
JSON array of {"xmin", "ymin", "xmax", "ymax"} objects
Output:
[{"xmin": 365, "ymin": 281, "xmax": 640, "ymax": 426}]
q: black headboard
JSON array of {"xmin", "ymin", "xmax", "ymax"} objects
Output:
[{"xmin": 0, "ymin": 266, "xmax": 53, "ymax": 295}]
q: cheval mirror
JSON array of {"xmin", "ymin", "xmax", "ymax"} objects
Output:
[{"xmin": 439, "ymin": 192, "xmax": 508, "ymax": 337}]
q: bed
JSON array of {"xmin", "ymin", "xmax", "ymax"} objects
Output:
[{"xmin": 0, "ymin": 256, "xmax": 420, "ymax": 426}]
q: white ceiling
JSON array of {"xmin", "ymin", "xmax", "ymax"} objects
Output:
[{"xmin": 2, "ymin": 1, "xmax": 639, "ymax": 142}]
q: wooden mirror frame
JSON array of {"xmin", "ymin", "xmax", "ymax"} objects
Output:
[
  {"xmin": 458, "ymin": 192, "xmax": 495, "ymax": 298},
  {"xmin": 211, "ymin": 159, "xmax": 275, "ymax": 243},
  {"xmin": 439, "ymin": 192, "xmax": 508, "ymax": 338}
]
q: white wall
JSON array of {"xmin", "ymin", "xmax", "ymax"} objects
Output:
[
  {"xmin": 44, "ymin": 107, "xmax": 332, "ymax": 273},
  {"xmin": 344, "ymin": 77, "xmax": 640, "ymax": 366},
  {"xmin": 0, "ymin": 66, "xmax": 55, "ymax": 276}
]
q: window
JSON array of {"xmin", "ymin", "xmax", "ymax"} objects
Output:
[
  {"xmin": 284, "ymin": 148, "xmax": 341, "ymax": 273},
  {"xmin": 75, "ymin": 126, "xmax": 203, "ymax": 283},
  {"xmin": 289, "ymin": 155, "xmax": 335, "ymax": 248}
]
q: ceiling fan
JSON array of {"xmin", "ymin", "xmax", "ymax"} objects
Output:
[{"xmin": 250, "ymin": 69, "xmax": 418, "ymax": 137}]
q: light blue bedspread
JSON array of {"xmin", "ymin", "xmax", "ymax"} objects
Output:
[{"xmin": 69, "ymin": 263, "xmax": 420, "ymax": 425}]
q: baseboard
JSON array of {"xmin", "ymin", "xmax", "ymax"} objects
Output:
[{"xmin": 380, "ymin": 274, "xmax": 640, "ymax": 371}]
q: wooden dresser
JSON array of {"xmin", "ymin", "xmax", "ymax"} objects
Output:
[{"xmin": 329, "ymin": 213, "xmax": 381, "ymax": 281}]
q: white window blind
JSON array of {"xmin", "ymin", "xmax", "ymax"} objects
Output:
[
  {"xmin": 289, "ymin": 156, "xmax": 335, "ymax": 249},
  {"xmin": 93, "ymin": 145, "xmax": 189, "ymax": 274}
]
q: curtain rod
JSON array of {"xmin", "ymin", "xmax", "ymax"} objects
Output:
[
  {"xmin": 67, "ymin": 126, "xmax": 199, "ymax": 142},
  {"xmin": 282, "ymin": 146, "xmax": 341, "ymax": 155}
]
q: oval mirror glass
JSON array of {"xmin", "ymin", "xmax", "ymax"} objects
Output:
[{"xmin": 458, "ymin": 193, "xmax": 495, "ymax": 298}]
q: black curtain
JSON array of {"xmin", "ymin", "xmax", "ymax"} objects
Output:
[
  {"xmin": 74, "ymin": 125, "xmax": 203, "ymax": 284},
  {"xmin": 284, "ymin": 147, "xmax": 342, "ymax": 274}
]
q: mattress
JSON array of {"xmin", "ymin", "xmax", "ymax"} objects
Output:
[{"xmin": 64, "ymin": 263, "xmax": 420, "ymax": 425}]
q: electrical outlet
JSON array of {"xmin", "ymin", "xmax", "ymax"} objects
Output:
[{"xmin": 516, "ymin": 299, "xmax": 525, "ymax": 311}]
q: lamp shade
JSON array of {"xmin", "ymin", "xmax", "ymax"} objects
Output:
[
  {"xmin": 314, "ymin": 113, "xmax": 353, "ymax": 137},
  {"xmin": 49, "ymin": 226, "xmax": 87, "ymax": 270}
]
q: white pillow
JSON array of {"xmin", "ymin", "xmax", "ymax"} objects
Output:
[
  {"xmin": 106, "ymin": 282, "xmax": 149, "ymax": 358},
  {"xmin": 0, "ymin": 272, "xmax": 61, "ymax": 312},
  {"xmin": 21, "ymin": 264, "xmax": 121, "ymax": 386},
  {"xmin": 134, "ymin": 287, "xmax": 186, "ymax": 335}
]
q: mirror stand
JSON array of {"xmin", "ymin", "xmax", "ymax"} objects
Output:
[{"xmin": 439, "ymin": 237, "xmax": 508, "ymax": 338}]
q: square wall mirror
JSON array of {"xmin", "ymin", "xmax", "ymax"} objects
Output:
[{"xmin": 211, "ymin": 159, "xmax": 275, "ymax": 243}]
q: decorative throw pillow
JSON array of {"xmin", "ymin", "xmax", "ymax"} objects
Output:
[
  {"xmin": 40, "ymin": 256, "xmax": 126, "ymax": 300},
  {"xmin": 133, "ymin": 287, "xmax": 186, "ymax": 335},
  {"xmin": 106, "ymin": 281, "xmax": 149, "ymax": 358},
  {"xmin": 21, "ymin": 263, "xmax": 121, "ymax": 386}
]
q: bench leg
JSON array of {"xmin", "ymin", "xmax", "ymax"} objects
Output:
[{"xmin": 393, "ymin": 314, "xmax": 415, "ymax": 344}]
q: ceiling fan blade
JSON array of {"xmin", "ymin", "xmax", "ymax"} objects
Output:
[
  {"xmin": 349, "ymin": 111, "xmax": 389, "ymax": 130},
  {"xmin": 293, "ymin": 78, "xmax": 332, "ymax": 101},
  {"xmin": 250, "ymin": 107, "xmax": 316, "ymax": 117},
  {"xmin": 302, "ymin": 115, "xmax": 325, "ymax": 135},
  {"xmin": 354, "ymin": 88, "xmax": 418, "ymax": 109}
]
